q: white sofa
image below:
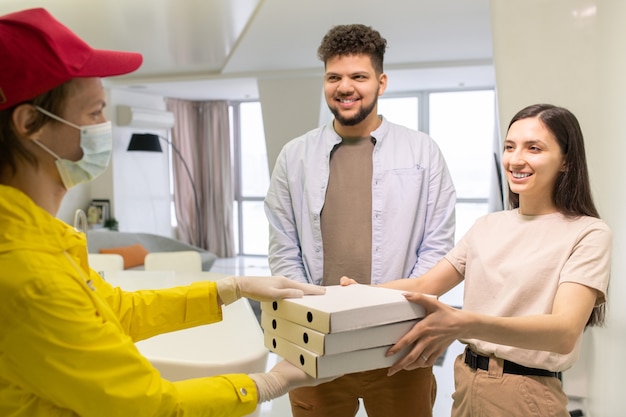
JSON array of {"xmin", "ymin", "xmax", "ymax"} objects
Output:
[{"xmin": 86, "ymin": 230, "xmax": 218, "ymax": 271}]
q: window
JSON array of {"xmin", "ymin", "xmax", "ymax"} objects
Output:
[
  {"xmin": 379, "ymin": 89, "xmax": 496, "ymax": 241},
  {"xmin": 429, "ymin": 90, "xmax": 496, "ymax": 239},
  {"xmin": 377, "ymin": 96, "xmax": 419, "ymax": 129},
  {"xmin": 232, "ymin": 89, "xmax": 496, "ymax": 256},
  {"xmin": 230, "ymin": 101, "xmax": 271, "ymax": 256},
  {"xmin": 379, "ymin": 90, "xmax": 495, "ymax": 307}
]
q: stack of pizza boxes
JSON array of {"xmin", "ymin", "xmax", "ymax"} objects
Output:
[{"xmin": 260, "ymin": 284, "xmax": 426, "ymax": 378}]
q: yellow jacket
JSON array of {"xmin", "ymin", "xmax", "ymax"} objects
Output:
[{"xmin": 0, "ymin": 185, "xmax": 258, "ymax": 417}]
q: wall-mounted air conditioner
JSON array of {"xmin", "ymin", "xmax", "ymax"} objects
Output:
[{"xmin": 116, "ymin": 105, "xmax": 175, "ymax": 129}]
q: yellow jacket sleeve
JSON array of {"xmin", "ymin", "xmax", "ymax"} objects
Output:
[
  {"xmin": 92, "ymin": 270, "xmax": 225, "ymax": 341},
  {"xmin": 1, "ymin": 265, "xmax": 258, "ymax": 417}
]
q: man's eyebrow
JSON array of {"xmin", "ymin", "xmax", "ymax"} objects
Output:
[{"xmin": 325, "ymin": 71, "xmax": 369, "ymax": 77}]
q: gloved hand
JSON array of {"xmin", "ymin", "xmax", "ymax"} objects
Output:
[
  {"xmin": 216, "ymin": 276, "xmax": 325, "ymax": 305},
  {"xmin": 238, "ymin": 276, "xmax": 325, "ymax": 301},
  {"xmin": 249, "ymin": 360, "xmax": 338, "ymax": 403}
]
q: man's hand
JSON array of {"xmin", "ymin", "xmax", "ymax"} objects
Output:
[{"xmin": 339, "ymin": 276, "xmax": 359, "ymax": 286}]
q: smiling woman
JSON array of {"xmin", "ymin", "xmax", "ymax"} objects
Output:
[
  {"xmin": 504, "ymin": 104, "xmax": 599, "ymax": 219},
  {"xmin": 364, "ymin": 104, "xmax": 611, "ymax": 417},
  {"xmin": 503, "ymin": 117, "xmax": 567, "ymax": 215}
]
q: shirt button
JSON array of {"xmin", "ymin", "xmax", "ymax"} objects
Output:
[
  {"xmin": 315, "ymin": 247, "xmax": 321, "ymax": 252},
  {"xmin": 240, "ymin": 387, "xmax": 248, "ymax": 396},
  {"xmin": 313, "ymin": 213, "xmax": 319, "ymax": 220}
]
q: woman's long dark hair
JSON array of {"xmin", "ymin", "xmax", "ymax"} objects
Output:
[
  {"xmin": 506, "ymin": 104, "xmax": 605, "ymax": 326},
  {"xmin": 507, "ymin": 104, "xmax": 599, "ymax": 218}
]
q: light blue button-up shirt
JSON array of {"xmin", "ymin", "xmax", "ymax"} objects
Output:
[{"xmin": 264, "ymin": 117, "xmax": 456, "ymax": 285}]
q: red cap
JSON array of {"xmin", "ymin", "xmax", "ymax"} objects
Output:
[{"xmin": 0, "ymin": 8, "xmax": 143, "ymax": 110}]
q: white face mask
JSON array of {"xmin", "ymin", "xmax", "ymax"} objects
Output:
[{"xmin": 33, "ymin": 106, "xmax": 113, "ymax": 189}]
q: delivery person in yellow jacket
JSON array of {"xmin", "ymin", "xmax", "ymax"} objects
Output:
[{"xmin": 0, "ymin": 8, "xmax": 331, "ymax": 417}]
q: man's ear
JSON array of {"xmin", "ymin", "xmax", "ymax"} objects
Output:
[
  {"xmin": 11, "ymin": 104, "xmax": 41, "ymax": 139},
  {"xmin": 378, "ymin": 73, "xmax": 388, "ymax": 97}
]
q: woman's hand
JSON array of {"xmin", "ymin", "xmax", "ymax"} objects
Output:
[{"xmin": 386, "ymin": 292, "xmax": 463, "ymax": 376}]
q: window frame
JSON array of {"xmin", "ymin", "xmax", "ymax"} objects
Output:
[
  {"xmin": 231, "ymin": 86, "xmax": 496, "ymax": 255},
  {"xmin": 230, "ymin": 100, "xmax": 269, "ymax": 256}
]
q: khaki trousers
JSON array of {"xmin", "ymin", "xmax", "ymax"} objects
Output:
[
  {"xmin": 288, "ymin": 366, "xmax": 436, "ymax": 417},
  {"xmin": 451, "ymin": 353, "xmax": 569, "ymax": 417}
]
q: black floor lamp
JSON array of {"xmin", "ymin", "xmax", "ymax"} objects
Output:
[{"xmin": 127, "ymin": 133, "xmax": 203, "ymax": 246}]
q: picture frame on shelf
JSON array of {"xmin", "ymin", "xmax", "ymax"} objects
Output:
[{"xmin": 87, "ymin": 199, "xmax": 110, "ymax": 229}]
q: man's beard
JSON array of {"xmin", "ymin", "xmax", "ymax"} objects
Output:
[{"xmin": 329, "ymin": 97, "xmax": 377, "ymax": 127}]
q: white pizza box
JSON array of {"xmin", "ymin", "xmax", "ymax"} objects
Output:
[
  {"xmin": 261, "ymin": 312, "xmax": 419, "ymax": 355},
  {"xmin": 260, "ymin": 284, "xmax": 426, "ymax": 334},
  {"xmin": 264, "ymin": 332, "xmax": 412, "ymax": 378}
]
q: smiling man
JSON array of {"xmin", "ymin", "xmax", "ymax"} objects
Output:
[{"xmin": 264, "ymin": 24, "xmax": 457, "ymax": 417}]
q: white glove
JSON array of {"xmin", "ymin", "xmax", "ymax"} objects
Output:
[
  {"xmin": 249, "ymin": 360, "xmax": 338, "ymax": 403},
  {"xmin": 216, "ymin": 276, "xmax": 325, "ymax": 305},
  {"xmin": 238, "ymin": 276, "xmax": 325, "ymax": 301}
]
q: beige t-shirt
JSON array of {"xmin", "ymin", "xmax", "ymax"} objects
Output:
[
  {"xmin": 321, "ymin": 137, "xmax": 374, "ymax": 285},
  {"xmin": 445, "ymin": 209, "xmax": 611, "ymax": 372}
]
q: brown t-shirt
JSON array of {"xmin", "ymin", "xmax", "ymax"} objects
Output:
[{"xmin": 321, "ymin": 136, "xmax": 375, "ymax": 285}]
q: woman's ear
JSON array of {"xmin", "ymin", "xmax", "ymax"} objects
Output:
[{"xmin": 11, "ymin": 104, "xmax": 41, "ymax": 139}]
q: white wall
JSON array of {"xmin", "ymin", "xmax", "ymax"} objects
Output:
[
  {"xmin": 57, "ymin": 183, "xmax": 92, "ymax": 227},
  {"xmin": 258, "ymin": 76, "xmax": 323, "ymax": 173},
  {"xmin": 108, "ymin": 89, "xmax": 174, "ymax": 237},
  {"xmin": 58, "ymin": 89, "xmax": 175, "ymax": 237},
  {"xmin": 590, "ymin": 1, "xmax": 626, "ymax": 415},
  {"xmin": 490, "ymin": 1, "xmax": 625, "ymax": 415}
]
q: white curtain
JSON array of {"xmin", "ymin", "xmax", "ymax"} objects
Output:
[{"xmin": 167, "ymin": 99, "xmax": 235, "ymax": 257}]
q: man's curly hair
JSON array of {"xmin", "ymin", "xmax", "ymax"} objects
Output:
[{"xmin": 317, "ymin": 24, "xmax": 387, "ymax": 74}]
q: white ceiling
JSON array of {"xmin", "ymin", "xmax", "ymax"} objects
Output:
[{"xmin": 0, "ymin": 0, "xmax": 495, "ymax": 100}]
